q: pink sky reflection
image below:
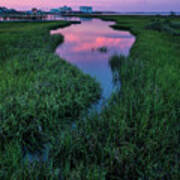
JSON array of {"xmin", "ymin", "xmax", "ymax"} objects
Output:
[
  {"xmin": 73, "ymin": 36, "xmax": 134, "ymax": 52},
  {"xmin": 52, "ymin": 19, "xmax": 135, "ymax": 100},
  {"xmin": 1, "ymin": 0, "xmax": 180, "ymax": 11},
  {"xmin": 51, "ymin": 19, "xmax": 135, "ymax": 55}
]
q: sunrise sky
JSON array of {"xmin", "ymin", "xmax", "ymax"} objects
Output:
[{"xmin": 1, "ymin": 0, "xmax": 180, "ymax": 12}]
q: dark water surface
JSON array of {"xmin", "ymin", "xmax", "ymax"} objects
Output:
[
  {"xmin": 0, "ymin": 15, "xmax": 81, "ymax": 22},
  {"xmin": 51, "ymin": 18, "xmax": 135, "ymax": 108}
]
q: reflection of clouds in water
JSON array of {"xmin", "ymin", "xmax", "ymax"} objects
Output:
[
  {"xmin": 68, "ymin": 36, "xmax": 135, "ymax": 52},
  {"xmin": 65, "ymin": 33, "xmax": 80, "ymax": 42},
  {"xmin": 53, "ymin": 19, "xmax": 135, "ymax": 102},
  {"xmin": 53, "ymin": 19, "xmax": 135, "ymax": 54}
]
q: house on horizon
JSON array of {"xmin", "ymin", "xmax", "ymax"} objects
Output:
[
  {"xmin": 50, "ymin": 8, "xmax": 60, "ymax": 14},
  {"xmin": 80, "ymin": 6, "xmax": 93, "ymax": 13},
  {"xmin": 26, "ymin": 8, "xmax": 43, "ymax": 15},
  {"xmin": 50, "ymin": 6, "xmax": 72, "ymax": 14},
  {"xmin": 32, "ymin": 8, "xmax": 38, "ymax": 14},
  {"xmin": 59, "ymin": 6, "xmax": 72, "ymax": 13}
]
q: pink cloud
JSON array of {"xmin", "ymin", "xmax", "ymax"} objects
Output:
[{"xmin": 1, "ymin": 0, "xmax": 180, "ymax": 11}]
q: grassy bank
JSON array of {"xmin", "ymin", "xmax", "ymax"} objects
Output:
[
  {"xmin": 0, "ymin": 21, "xmax": 101, "ymax": 178},
  {"xmin": 0, "ymin": 16, "xmax": 180, "ymax": 179}
]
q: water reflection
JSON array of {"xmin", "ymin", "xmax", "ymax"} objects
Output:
[
  {"xmin": 51, "ymin": 18, "xmax": 135, "ymax": 107},
  {"xmin": 46, "ymin": 15, "xmax": 82, "ymax": 22}
]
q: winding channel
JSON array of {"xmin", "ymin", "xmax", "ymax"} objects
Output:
[
  {"xmin": 25, "ymin": 17, "xmax": 135, "ymax": 162},
  {"xmin": 51, "ymin": 18, "xmax": 135, "ymax": 109}
]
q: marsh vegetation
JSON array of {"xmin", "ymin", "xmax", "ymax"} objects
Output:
[
  {"xmin": 0, "ymin": 16, "xmax": 179, "ymax": 179},
  {"xmin": 0, "ymin": 21, "xmax": 101, "ymax": 178},
  {"xmin": 146, "ymin": 17, "xmax": 180, "ymax": 36}
]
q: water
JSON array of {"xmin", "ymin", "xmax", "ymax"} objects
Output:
[
  {"xmin": 25, "ymin": 17, "xmax": 135, "ymax": 163},
  {"xmin": 0, "ymin": 15, "xmax": 81, "ymax": 22},
  {"xmin": 51, "ymin": 18, "xmax": 135, "ymax": 108}
]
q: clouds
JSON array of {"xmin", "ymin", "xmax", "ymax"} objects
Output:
[{"xmin": 1, "ymin": 0, "xmax": 180, "ymax": 11}]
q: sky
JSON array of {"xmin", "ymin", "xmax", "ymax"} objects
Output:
[{"xmin": 1, "ymin": 0, "xmax": 180, "ymax": 12}]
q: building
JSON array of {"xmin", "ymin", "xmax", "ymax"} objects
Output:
[
  {"xmin": 26, "ymin": 8, "xmax": 43, "ymax": 15},
  {"xmin": 32, "ymin": 8, "xmax": 38, "ymax": 14},
  {"xmin": 50, "ymin": 6, "xmax": 72, "ymax": 14},
  {"xmin": 80, "ymin": 6, "xmax": 93, "ymax": 13},
  {"xmin": 59, "ymin": 6, "xmax": 72, "ymax": 13},
  {"xmin": 50, "ymin": 8, "xmax": 61, "ymax": 14}
]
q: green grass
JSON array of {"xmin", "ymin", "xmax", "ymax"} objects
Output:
[
  {"xmin": 49, "ymin": 16, "xmax": 180, "ymax": 179},
  {"xmin": 0, "ymin": 16, "xmax": 180, "ymax": 179},
  {"xmin": 145, "ymin": 17, "xmax": 180, "ymax": 36},
  {"xmin": 0, "ymin": 21, "xmax": 101, "ymax": 179}
]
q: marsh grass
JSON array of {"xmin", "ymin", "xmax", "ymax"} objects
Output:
[
  {"xmin": 48, "ymin": 16, "xmax": 179, "ymax": 179},
  {"xmin": 49, "ymin": 54, "xmax": 179, "ymax": 179},
  {"xmin": 0, "ymin": 16, "xmax": 180, "ymax": 179},
  {"xmin": 97, "ymin": 46, "xmax": 108, "ymax": 53},
  {"xmin": 0, "ymin": 21, "xmax": 101, "ymax": 178},
  {"xmin": 146, "ymin": 17, "xmax": 180, "ymax": 36}
]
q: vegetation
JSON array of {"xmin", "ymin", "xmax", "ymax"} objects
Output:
[
  {"xmin": 0, "ymin": 16, "xmax": 180, "ymax": 179},
  {"xmin": 0, "ymin": 21, "xmax": 101, "ymax": 179},
  {"xmin": 146, "ymin": 17, "xmax": 180, "ymax": 36},
  {"xmin": 97, "ymin": 46, "xmax": 108, "ymax": 53},
  {"xmin": 170, "ymin": 11, "xmax": 176, "ymax": 17},
  {"xmin": 49, "ymin": 15, "xmax": 180, "ymax": 179}
]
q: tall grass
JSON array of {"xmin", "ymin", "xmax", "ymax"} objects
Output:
[
  {"xmin": 0, "ymin": 16, "xmax": 179, "ymax": 179},
  {"xmin": 49, "ymin": 54, "xmax": 179, "ymax": 179},
  {"xmin": 146, "ymin": 17, "xmax": 180, "ymax": 36},
  {"xmin": 0, "ymin": 21, "xmax": 101, "ymax": 178},
  {"xmin": 48, "ymin": 16, "xmax": 179, "ymax": 179}
]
